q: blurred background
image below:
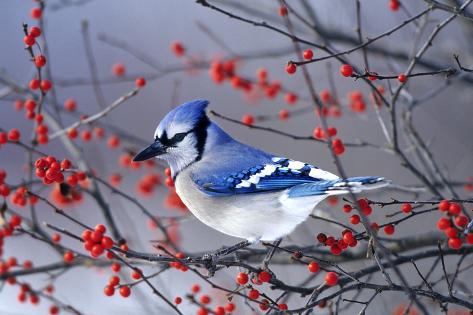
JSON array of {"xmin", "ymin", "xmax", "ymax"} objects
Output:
[{"xmin": 1, "ymin": 0, "xmax": 473, "ymax": 314}]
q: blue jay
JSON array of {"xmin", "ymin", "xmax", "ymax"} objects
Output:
[{"xmin": 134, "ymin": 100, "xmax": 388, "ymax": 247}]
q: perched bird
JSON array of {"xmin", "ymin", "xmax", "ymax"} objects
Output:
[{"xmin": 134, "ymin": 100, "xmax": 388, "ymax": 244}]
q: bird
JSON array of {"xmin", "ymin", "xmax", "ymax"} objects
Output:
[{"xmin": 134, "ymin": 99, "xmax": 388, "ymax": 248}]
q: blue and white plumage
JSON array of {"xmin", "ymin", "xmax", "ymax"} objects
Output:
[{"xmin": 134, "ymin": 100, "xmax": 388, "ymax": 242}]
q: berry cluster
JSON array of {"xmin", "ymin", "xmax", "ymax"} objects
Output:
[
  {"xmin": 0, "ymin": 169, "xmax": 10, "ymax": 197},
  {"xmin": 10, "ymin": 186, "xmax": 36, "ymax": 208},
  {"xmin": 136, "ymin": 173, "xmax": 161, "ymax": 197},
  {"xmin": 436, "ymin": 200, "xmax": 473, "ymax": 249},
  {"xmin": 81, "ymin": 224, "xmax": 114, "ymax": 258},
  {"xmin": 317, "ymin": 229, "xmax": 357, "ymax": 256},
  {"xmin": 173, "ymin": 283, "xmax": 236, "ymax": 315},
  {"xmin": 169, "ymin": 252, "xmax": 189, "ymax": 272},
  {"xmin": 34, "ymin": 156, "xmax": 76, "ymax": 185}
]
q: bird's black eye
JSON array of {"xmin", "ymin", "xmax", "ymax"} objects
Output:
[{"xmin": 171, "ymin": 132, "xmax": 187, "ymax": 143}]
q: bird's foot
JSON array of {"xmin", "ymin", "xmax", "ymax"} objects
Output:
[
  {"xmin": 201, "ymin": 253, "xmax": 219, "ymax": 277},
  {"xmin": 201, "ymin": 240, "xmax": 253, "ymax": 276}
]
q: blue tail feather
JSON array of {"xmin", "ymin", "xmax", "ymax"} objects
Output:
[{"xmin": 286, "ymin": 176, "xmax": 387, "ymax": 198}]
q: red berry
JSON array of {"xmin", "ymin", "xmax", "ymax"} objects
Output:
[
  {"xmin": 51, "ymin": 233, "xmax": 61, "ymax": 243},
  {"xmin": 60, "ymin": 159, "xmax": 71, "ymax": 170},
  {"xmin": 131, "ymin": 269, "xmax": 142, "ymax": 280},
  {"xmin": 108, "ymin": 135, "xmax": 120, "ymax": 148},
  {"xmin": 49, "ymin": 305, "xmax": 59, "ymax": 315},
  {"xmin": 286, "ymin": 63, "xmax": 297, "ymax": 74},
  {"xmin": 200, "ymin": 295, "xmax": 211, "ymax": 304},
  {"xmin": 111, "ymin": 263, "xmax": 121, "ymax": 273},
  {"xmin": 278, "ymin": 303, "xmax": 288, "ymax": 310},
  {"xmin": 308, "ymin": 261, "xmax": 320, "ymax": 273},
  {"xmin": 330, "ymin": 244, "xmax": 342, "ymax": 255},
  {"xmin": 332, "ymin": 138, "xmax": 345, "ymax": 155},
  {"xmin": 29, "ymin": 80, "xmax": 40, "ymax": 91},
  {"xmin": 313, "ymin": 126, "xmax": 325, "ymax": 139},
  {"xmin": 64, "ymin": 98, "xmax": 76, "ymax": 112},
  {"xmin": 174, "ymin": 296, "xmax": 182, "ymax": 304},
  {"xmin": 327, "ymin": 126, "xmax": 337, "ymax": 137},
  {"xmin": 135, "ymin": 77, "xmax": 146, "ymax": 88},
  {"xmin": 445, "ymin": 227, "xmax": 458, "ymax": 238},
  {"xmin": 63, "ymin": 251, "xmax": 74, "ymax": 263},
  {"xmin": 119, "ymin": 286, "xmax": 131, "ymax": 297},
  {"xmin": 68, "ymin": 128, "xmax": 78, "ymax": 139},
  {"xmin": 401, "ymin": 203, "xmax": 412, "ymax": 213},
  {"xmin": 9, "ymin": 215, "xmax": 22, "ymax": 227},
  {"xmin": 258, "ymin": 271, "xmax": 271, "ymax": 283},
  {"xmin": 23, "ymin": 35, "xmax": 35, "ymax": 46},
  {"xmin": 95, "ymin": 224, "xmax": 106, "ymax": 234},
  {"xmin": 77, "ymin": 171, "xmax": 86, "ymax": 181},
  {"xmin": 279, "ymin": 109, "xmax": 289, "ymax": 120},
  {"xmin": 466, "ymin": 233, "xmax": 473, "ymax": 244},
  {"xmin": 225, "ymin": 303, "xmax": 235, "ymax": 312},
  {"xmin": 191, "ymin": 284, "xmax": 200, "ymax": 293},
  {"xmin": 23, "ymin": 260, "xmax": 33, "ymax": 269},
  {"xmin": 26, "ymin": 110, "xmax": 35, "ymax": 120},
  {"xmin": 342, "ymin": 230, "xmax": 355, "ymax": 243},
  {"xmin": 303, "ymin": 49, "xmax": 313, "ymax": 60},
  {"xmin": 389, "ymin": 0, "xmax": 400, "ymax": 11},
  {"xmin": 384, "ymin": 224, "xmax": 395, "ymax": 235},
  {"xmin": 109, "ymin": 276, "xmax": 120, "ymax": 286},
  {"xmin": 279, "ymin": 6, "xmax": 288, "ymax": 16},
  {"xmin": 236, "ymin": 272, "xmax": 248, "ymax": 285},
  {"xmin": 448, "ymin": 237, "xmax": 462, "ymax": 249},
  {"xmin": 165, "ymin": 177, "xmax": 174, "ymax": 187},
  {"xmin": 285, "ymin": 92, "xmax": 298, "ymax": 105},
  {"xmin": 31, "ymin": 7, "xmax": 42, "ymax": 19},
  {"xmin": 438, "ymin": 200, "xmax": 450, "ymax": 211},
  {"xmin": 343, "ymin": 204, "xmax": 352, "ymax": 213},
  {"xmin": 29, "ymin": 26, "xmax": 42, "ymax": 37},
  {"xmin": 41, "ymin": 80, "xmax": 52, "ymax": 92},
  {"xmin": 197, "ymin": 308, "xmax": 208, "ymax": 315},
  {"xmin": 104, "ymin": 285, "xmax": 115, "ymax": 296},
  {"xmin": 340, "ymin": 64, "xmax": 353, "ymax": 77},
  {"xmin": 370, "ymin": 222, "xmax": 379, "ymax": 232},
  {"xmin": 30, "ymin": 294, "xmax": 39, "ymax": 304},
  {"xmin": 449, "ymin": 202, "xmax": 462, "ymax": 216},
  {"xmin": 242, "ymin": 114, "xmax": 254, "ymax": 126},
  {"xmin": 368, "ymin": 73, "xmax": 378, "ymax": 81},
  {"xmin": 324, "ymin": 272, "xmax": 339, "ymax": 286},
  {"xmin": 171, "ymin": 41, "xmax": 185, "ymax": 57},
  {"xmin": 259, "ymin": 300, "xmax": 270, "ymax": 311},
  {"xmin": 248, "ymin": 289, "xmax": 259, "ymax": 300},
  {"xmin": 34, "ymin": 55, "xmax": 46, "ymax": 67},
  {"xmin": 350, "ymin": 214, "xmax": 360, "ymax": 225},
  {"xmin": 397, "ymin": 74, "xmax": 408, "ymax": 83},
  {"xmin": 317, "ymin": 233, "xmax": 327, "ymax": 244},
  {"xmin": 437, "ymin": 217, "xmax": 451, "ymax": 230},
  {"xmin": 8, "ymin": 129, "xmax": 20, "ymax": 142},
  {"xmin": 36, "ymin": 124, "xmax": 48, "ymax": 135},
  {"xmin": 81, "ymin": 130, "xmax": 92, "ymax": 142},
  {"xmin": 455, "ymin": 215, "xmax": 468, "ymax": 227},
  {"xmin": 112, "ymin": 63, "xmax": 126, "ymax": 76}
]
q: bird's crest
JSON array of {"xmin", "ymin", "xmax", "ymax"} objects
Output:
[{"xmin": 155, "ymin": 99, "xmax": 209, "ymax": 139}]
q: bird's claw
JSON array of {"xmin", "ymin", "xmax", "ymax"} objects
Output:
[{"xmin": 202, "ymin": 253, "xmax": 218, "ymax": 277}]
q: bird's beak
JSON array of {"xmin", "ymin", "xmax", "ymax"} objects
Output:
[{"xmin": 133, "ymin": 141, "xmax": 166, "ymax": 162}]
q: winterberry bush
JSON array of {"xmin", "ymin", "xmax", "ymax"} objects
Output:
[{"xmin": 0, "ymin": 0, "xmax": 473, "ymax": 314}]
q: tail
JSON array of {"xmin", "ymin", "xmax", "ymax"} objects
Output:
[{"xmin": 287, "ymin": 176, "xmax": 390, "ymax": 198}]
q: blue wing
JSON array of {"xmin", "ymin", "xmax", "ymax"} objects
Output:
[{"xmin": 193, "ymin": 157, "xmax": 339, "ymax": 196}]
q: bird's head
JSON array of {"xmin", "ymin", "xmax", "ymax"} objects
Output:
[{"xmin": 133, "ymin": 99, "xmax": 212, "ymax": 177}]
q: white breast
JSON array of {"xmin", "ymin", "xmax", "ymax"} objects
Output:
[{"xmin": 174, "ymin": 167, "xmax": 328, "ymax": 241}]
